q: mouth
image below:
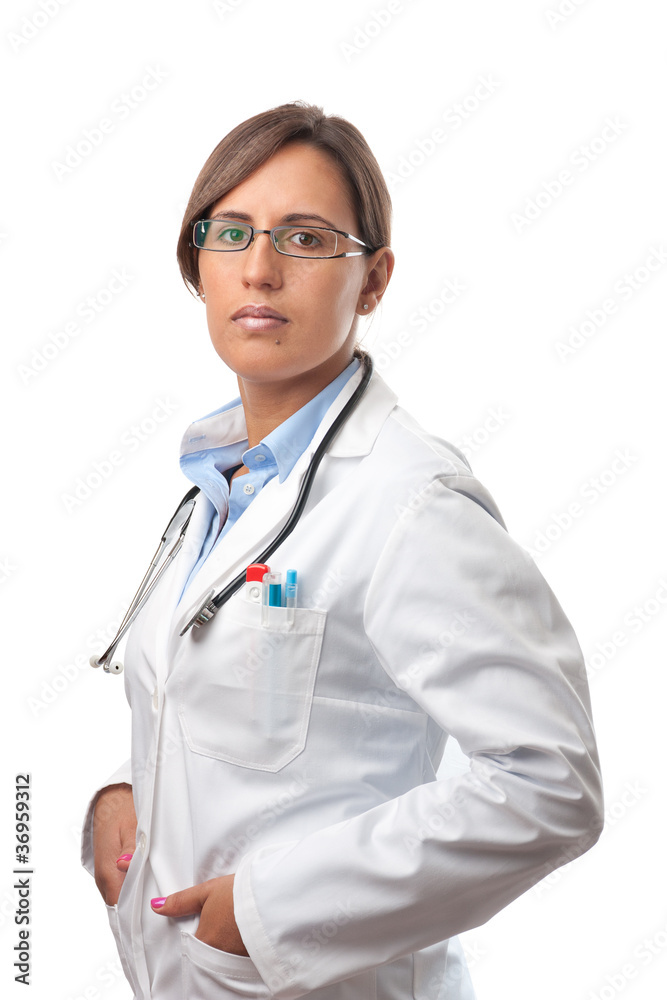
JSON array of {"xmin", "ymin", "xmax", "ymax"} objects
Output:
[{"xmin": 231, "ymin": 304, "xmax": 288, "ymax": 332}]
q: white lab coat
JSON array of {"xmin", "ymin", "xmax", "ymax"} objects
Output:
[{"xmin": 81, "ymin": 364, "xmax": 603, "ymax": 999}]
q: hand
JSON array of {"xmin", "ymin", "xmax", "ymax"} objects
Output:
[
  {"xmin": 92, "ymin": 782, "xmax": 137, "ymax": 906},
  {"xmin": 150, "ymin": 875, "xmax": 249, "ymax": 956}
]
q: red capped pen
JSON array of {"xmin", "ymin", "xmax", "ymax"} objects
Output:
[{"xmin": 245, "ymin": 563, "xmax": 270, "ymax": 603}]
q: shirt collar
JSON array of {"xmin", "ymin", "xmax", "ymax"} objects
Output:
[{"xmin": 179, "ymin": 357, "xmax": 361, "ymax": 485}]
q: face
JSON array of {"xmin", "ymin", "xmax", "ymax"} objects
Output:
[{"xmin": 196, "ymin": 142, "xmax": 391, "ymax": 390}]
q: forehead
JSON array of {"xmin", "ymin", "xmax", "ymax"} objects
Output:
[{"xmin": 210, "ymin": 143, "xmax": 357, "ymax": 228}]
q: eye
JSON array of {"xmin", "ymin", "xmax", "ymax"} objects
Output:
[
  {"xmin": 218, "ymin": 226, "xmax": 248, "ymax": 244},
  {"xmin": 295, "ymin": 230, "xmax": 319, "ymax": 246},
  {"xmin": 276, "ymin": 227, "xmax": 338, "ymax": 256}
]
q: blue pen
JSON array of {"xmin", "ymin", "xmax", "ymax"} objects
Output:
[
  {"xmin": 262, "ymin": 571, "xmax": 282, "ymax": 626},
  {"xmin": 285, "ymin": 569, "xmax": 298, "ymax": 624}
]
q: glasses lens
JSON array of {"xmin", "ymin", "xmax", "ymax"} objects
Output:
[
  {"xmin": 274, "ymin": 227, "xmax": 338, "ymax": 258},
  {"xmin": 194, "ymin": 220, "xmax": 251, "ymax": 251}
]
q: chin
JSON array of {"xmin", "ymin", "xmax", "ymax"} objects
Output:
[{"xmin": 212, "ymin": 341, "xmax": 313, "ymax": 383}]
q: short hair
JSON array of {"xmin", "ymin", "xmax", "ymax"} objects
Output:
[{"xmin": 176, "ymin": 100, "xmax": 392, "ymax": 297}]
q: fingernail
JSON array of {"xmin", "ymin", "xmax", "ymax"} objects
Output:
[
  {"xmin": 116, "ymin": 854, "xmax": 134, "ymax": 863},
  {"xmin": 151, "ymin": 897, "xmax": 167, "ymax": 909}
]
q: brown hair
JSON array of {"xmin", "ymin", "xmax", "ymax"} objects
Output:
[{"xmin": 176, "ymin": 100, "xmax": 392, "ymax": 297}]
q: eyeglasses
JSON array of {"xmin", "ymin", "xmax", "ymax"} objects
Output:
[{"xmin": 191, "ymin": 219, "xmax": 373, "ymax": 259}]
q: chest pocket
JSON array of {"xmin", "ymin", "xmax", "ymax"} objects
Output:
[{"xmin": 176, "ymin": 596, "xmax": 327, "ymax": 771}]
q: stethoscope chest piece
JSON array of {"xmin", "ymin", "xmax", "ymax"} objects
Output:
[{"xmin": 179, "ymin": 588, "xmax": 218, "ymax": 636}]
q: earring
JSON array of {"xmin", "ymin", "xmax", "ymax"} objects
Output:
[
  {"xmin": 198, "ymin": 290, "xmax": 206, "ymax": 301},
  {"xmin": 363, "ymin": 303, "xmax": 369, "ymax": 310}
]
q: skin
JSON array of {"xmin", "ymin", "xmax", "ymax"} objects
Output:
[
  {"xmin": 92, "ymin": 783, "xmax": 136, "ymax": 904},
  {"xmin": 93, "ymin": 140, "xmax": 394, "ymax": 956}
]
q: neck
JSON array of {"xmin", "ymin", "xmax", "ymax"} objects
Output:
[{"xmin": 237, "ymin": 351, "xmax": 356, "ymax": 448}]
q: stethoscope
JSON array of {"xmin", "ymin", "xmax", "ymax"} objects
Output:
[{"xmin": 90, "ymin": 353, "xmax": 373, "ymax": 674}]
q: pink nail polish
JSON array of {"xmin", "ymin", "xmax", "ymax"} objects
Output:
[
  {"xmin": 116, "ymin": 854, "xmax": 134, "ymax": 863},
  {"xmin": 151, "ymin": 897, "xmax": 167, "ymax": 909}
]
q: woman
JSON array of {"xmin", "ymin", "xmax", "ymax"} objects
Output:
[{"xmin": 82, "ymin": 101, "xmax": 603, "ymax": 1000}]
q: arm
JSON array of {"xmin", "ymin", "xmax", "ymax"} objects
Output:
[{"xmin": 232, "ymin": 476, "xmax": 604, "ymax": 998}]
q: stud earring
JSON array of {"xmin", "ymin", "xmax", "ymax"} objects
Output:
[{"xmin": 363, "ymin": 303, "xmax": 369, "ymax": 310}]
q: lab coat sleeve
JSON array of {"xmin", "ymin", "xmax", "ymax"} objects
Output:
[
  {"xmin": 233, "ymin": 475, "xmax": 604, "ymax": 999},
  {"xmin": 80, "ymin": 759, "xmax": 133, "ymax": 878}
]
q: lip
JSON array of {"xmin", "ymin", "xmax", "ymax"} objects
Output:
[{"xmin": 232, "ymin": 304, "xmax": 288, "ymax": 332}]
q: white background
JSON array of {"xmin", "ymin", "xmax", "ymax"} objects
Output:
[{"xmin": 1, "ymin": 1, "xmax": 665, "ymax": 998}]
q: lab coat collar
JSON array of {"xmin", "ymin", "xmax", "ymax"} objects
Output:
[{"xmin": 170, "ymin": 367, "xmax": 398, "ymax": 638}]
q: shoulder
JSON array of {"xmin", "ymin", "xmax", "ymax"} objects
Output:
[
  {"xmin": 382, "ymin": 402, "xmax": 472, "ymax": 477},
  {"xmin": 365, "ymin": 376, "xmax": 506, "ymax": 528}
]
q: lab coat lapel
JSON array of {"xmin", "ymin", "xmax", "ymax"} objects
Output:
[{"xmin": 171, "ymin": 369, "xmax": 398, "ymax": 638}]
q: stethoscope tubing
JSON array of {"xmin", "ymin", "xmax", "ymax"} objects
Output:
[
  {"xmin": 179, "ymin": 352, "xmax": 374, "ymax": 634},
  {"xmin": 91, "ymin": 354, "xmax": 373, "ymax": 671}
]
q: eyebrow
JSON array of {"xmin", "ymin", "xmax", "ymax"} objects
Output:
[{"xmin": 209, "ymin": 209, "xmax": 343, "ymax": 231}]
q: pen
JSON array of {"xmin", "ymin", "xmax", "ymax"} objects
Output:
[
  {"xmin": 245, "ymin": 563, "xmax": 270, "ymax": 603},
  {"xmin": 285, "ymin": 568, "xmax": 298, "ymax": 624},
  {"xmin": 262, "ymin": 571, "xmax": 282, "ymax": 626}
]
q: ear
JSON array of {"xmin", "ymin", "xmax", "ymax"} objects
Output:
[{"xmin": 361, "ymin": 248, "xmax": 395, "ymax": 307}]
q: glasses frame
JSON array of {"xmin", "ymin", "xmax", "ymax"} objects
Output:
[{"xmin": 190, "ymin": 219, "xmax": 373, "ymax": 259}]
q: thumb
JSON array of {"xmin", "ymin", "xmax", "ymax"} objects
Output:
[
  {"xmin": 115, "ymin": 834, "xmax": 137, "ymax": 873},
  {"xmin": 151, "ymin": 882, "xmax": 210, "ymax": 918},
  {"xmin": 115, "ymin": 853, "xmax": 133, "ymax": 873}
]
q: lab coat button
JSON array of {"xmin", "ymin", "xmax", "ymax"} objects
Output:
[
  {"xmin": 152, "ymin": 687, "xmax": 158, "ymax": 709},
  {"xmin": 243, "ymin": 484, "xmax": 255, "ymax": 495},
  {"xmin": 139, "ymin": 833, "xmax": 147, "ymax": 851}
]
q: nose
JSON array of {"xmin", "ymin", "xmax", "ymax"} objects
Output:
[{"xmin": 241, "ymin": 231, "xmax": 283, "ymax": 290}]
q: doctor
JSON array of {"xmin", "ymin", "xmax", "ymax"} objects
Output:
[{"xmin": 82, "ymin": 101, "xmax": 603, "ymax": 999}]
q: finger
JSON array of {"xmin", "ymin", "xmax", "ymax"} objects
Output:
[
  {"xmin": 115, "ymin": 852, "xmax": 134, "ymax": 873},
  {"xmin": 95, "ymin": 854, "xmax": 128, "ymax": 904},
  {"xmin": 118, "ymin": 825, "xmax": 137, "ymax": 859},
  {"xmin": 151, "ymin": 882, "xmax": 210, "ymax": 917}
]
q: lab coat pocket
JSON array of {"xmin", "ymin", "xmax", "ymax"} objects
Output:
[
  {"xmin": 105, "ymin": 903, "xmax": 140, "ymax": 997},
  {"xmin": 181, "ymin": 931, "xmax": 272, "ymax": 998},
  {"xmin": 178, "ymin": 598, "xmax": 326, "ymax": 771}
]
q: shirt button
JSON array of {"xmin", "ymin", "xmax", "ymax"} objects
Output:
[
  {"xmin": 243, "ymin": 484, "xmax": 255, "ymax": 495},
  {"xmin": 139, "ymin": 833, "xmax": 147, "ymax": 851},
  {"xmin": 255, "ymin": 453, "xmax": 266, "ymax": 462},
  {"xmin": 152, "ymin": 687, "xmax": 158, "ymax": 710}
]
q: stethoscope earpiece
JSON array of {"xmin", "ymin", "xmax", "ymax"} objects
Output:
[{"xmin": 89, "ymin": 652, "xmax": 124, "ymax": 673}]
